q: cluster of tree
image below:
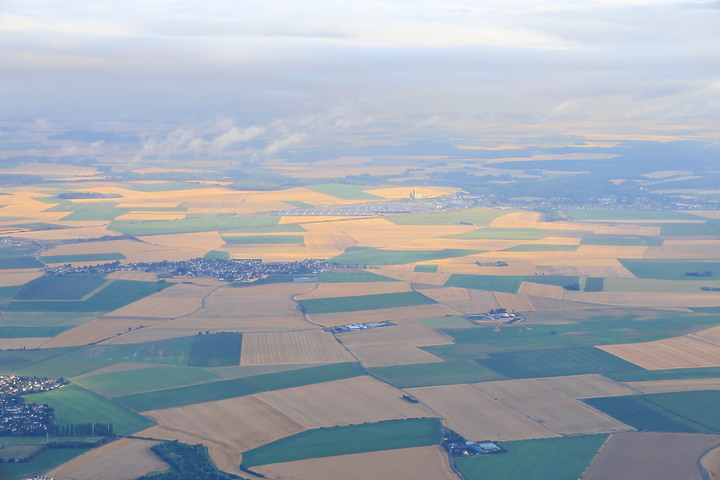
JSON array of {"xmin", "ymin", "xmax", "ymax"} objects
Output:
[
  {"xmin": 49, "ymin": 422, "xmax": 113, "ymax": 436},
  {"xmin": 564, "ymin": 282, "xmax": 581, "ymax": 291},
  {"xmin": 135, "ymin": 441, "xmax": 247, "ymax": 480},
  {"xmin": 488, "ymin": 308, "xmax": 507, "ymax": 314},
  {"xmin": 686, "ymin": 271, "xmax": 713, "ymax": 277}
]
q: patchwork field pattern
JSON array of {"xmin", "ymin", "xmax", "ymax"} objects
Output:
[{"xmin": 240, "ymin": 330, "xmax": 354, "ymax": 365}]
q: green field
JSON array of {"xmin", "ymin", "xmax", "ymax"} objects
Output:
[
  {"xmin": 0, "ymin": 325, "xmax": 69, "ymax": 338},
  {"xmin": 584, "ymin": 391, "xmax": 720, "ymax": 433},
  {"xmin": 7, "ymin": 279, "xmax": 171, "ymax": 312},
  {"xmin": 414, "ymin": 264, "xmax": 439, "ymax": 273},
  {"xmin": 41, "ymin": 252, "xmax": 126, "ymax": 263},
  {"xmin": 477, "ymin": 346, "xmax": 642, "ymax": 379},
  {"xmin": 0, "ymin": 285, "xmax": 21, "ymax": 299},
  {"xmin": 109, "ymin": 214, "xmax": 279, "ymax": 236},
  {"xmin": 0, "ymin": 444, "xmax": 43, "ymax": 461},
  {"xmin": 369, "ymin": 360, "xmax": 505, "ymax": 388},
  {"xmin": 304, "ymin": 183, "xmax": 381, "ymax": 200},
  {"xmin": 618, "ymin": 259, "xmax": 720, "ymax": 280},
  {"xmin": 388, "ymin": 209, "xmax": 510, "ymax": 226},
  {"xmin": 241, "ymin": 418, "xmax": 442, "ymax": 467},
  {"xmin": 0, "ymin": 346, "xmax": 116, "ymax": 378},
  {"xmin": 284, "ymin": 200, "xmax": 315, "ymax": 208},
  {"xmin": 445, "ymin": 274, "xmax": 523, "ymax": 293},
  {"xmin": 1, "ymin": 447, "xmax": 90, "ymax": 480},
  {"xmin": 501, "ymin": 244, "xmax": 578, "ymax": 252},
  {"xmin": 442, "ymin": 228, "xmax": 546, "ymax": 240},
  {"xmin": 297, "ymin": 291, "xmax": 435, "ymax": 314},
  {"xmin": 0, "ymin": 311, "xmax": 97, "ymax": 327},
  {"xmin": 316, "ymin": 271, "xmax": 399, "ymax": 282},
  {"xmin": 24, "ymin": 385, "xmax": 154, "ymax": 435},
  {"xmin": 188, "ymin": 332, "xmax": 242, "ymax": 367},
  {"xmin": 330, "ymin": 247, "xmax": 482, "ymax": 265},
  {"xmin": 605, "ymin": 366, "xmax": 720, "ymax": 382},
  {"xmin": 455, "ymin": 435, "xmax": 607, "ymax": 480},
  {"xmin": 567, "ymin": 210, "xmax": 701, "ymax": 221},
  {"xmin": 203, "ymin": 249, "xmax": 231, "ymax": 259},
  {"xmin": 580, "ymin": 235, "xmax": 664, "ymax": 246},
  {"xmin": 75, "ymin": 366, "xmax": 221, "ymax": 397},
  {"xmin": 15, "ymin": 275, "xmax": 106, "ymax": 300},
  {"xmin": 46, "ymin": 202, "xmax": 129, "ymax": 221},
  {"xmin": 0, "ymin": 256, "xmax": 43, "ymax": 269},
  {"xmin": 77, "ymin": 336, "xmax": 196, "ymax": 366},
  {"xmin": 652, "ymin": 222, "xmax": 720, "ymax": 235},
  {"xmin": 584, "ymin": 277, "xmax": 604, "ymax": 292},
  {"xmin": 115, "ymin": 362, "xmax": 364, "ymax": 411},
  {"xmin": 222, "ymin": 234, "xmax": 304, "ymax": 244}
]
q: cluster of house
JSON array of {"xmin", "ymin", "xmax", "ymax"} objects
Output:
[
  {"xmin": 0, "ymin": 376, "xmax": 66, "ymax": 436},
  {"xmin": 326, "ymin": 321, "xmax": 396, "ymax": 333},
  {"xmin": 448, "ymin": 440, "xmax": 503, "ymax": 456}
]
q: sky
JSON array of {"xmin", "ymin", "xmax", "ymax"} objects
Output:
[{"xmin": 1, "ymin": 0, "xmax": 719, "ymax": 148}]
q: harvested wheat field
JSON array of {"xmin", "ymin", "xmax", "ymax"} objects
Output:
[
  {"xmin": 583, "ymin": 432, "xmax": 720, "ymax": 480},
  {"xmin": 46, "ymin": 438, "xmax": 167, "ymax": 480},
  {"xmin": 694, "ymin": 325, "xmax": 720, "ymax": 344},
  {"xmin": 40, "ymin": 238, "xmax": 204, "ymax": 262},
  {"xmin": 345, "ymin": 343, "xmax": 444, "ymax": 367},
  {"xmin": 0, "ymin": 337, "xmax": 51, "ymax": 349},
  {"xmin": 536, "ymin": 258, "xmax": 636, "ymax": 278},
  {"xmin": 198, "ymin": 284, "xmax": 311, "ymax": 318},
  {"xmin": 566, "ymin": 292, "xmax": 720, "ymax": 308},
  {"xmin": 141, "ymin": 231, "xmax": 226, "ymax": 250},
  {"xmin": 296, "ymin": 281, "xmax": 411, "ymax": 300},
  {"xmin": 302, "ymin": 233, "xmax": 357, "ymax": 257},
  {"xmin": 254, "ymin": 376, "xmax": 433, "ymax": 428},
  {"xmin": 330, "ymin": 218, "xmax": 474, "ymax": 247},
  {"xmin": 41, "ymin": 318, "xmax": 164, "ymax": 348},
  {"xmin": 106, "ymin": 271, "xmax": 159, "ymax": 282},
  {"xmin": 473, "ymin": 376, "xmax": 633, "ymax": 435},
  {"xmin": 0, "ymin": 269, "xmax": 43, "ymax": 286},
  {"xmin": 8, "ymin": 225, "xmax": 123, "ymax": 241},
  {"xmin": 624, "ymin": 378, "xmax": 720, "ymax": 394},
  {"xmin": 337, "ymin": 317, "xmax": 454, "ymax": 348},
  {"xmin": 599, "ymin": 335, "xmax": 720, "ymax": 369},
  {"xmin": 141, "ymin": 396, "xmax": 306, "ymax": 472},
  {"xmin": 494, "ymin": 292, "xmax": 534, "ymax": 312},
  {"xmin": 307, "ymin": 303, "xmax": 457, "ymax": 328},
  {"xmin": 643, "ymin": 244, "xmax": 720, "ymax": 259},
  {"xmin": 702, "ymin": 445, "xmax": 720, "ymax": 480},
  {"xmin": 255, "ymin": 446, "xmax": 457, "ymax": 480},
  {"xmin": 406, "ymin": 384, "xmax": 558, "ymax": 441},
  {"xmin": 106, "ymin": 296, "xmax": 203, "ymax": 319},
  {"xmin": 371, "ymin": 265, "xmax": 450, "ymax": 285},
  {"xmin": 444, "ymin": 259, "xmax": 542, "ymax": 276},
  {"xmin": 115, "ymin": 212, "xmax": 187, "ymax": 220},
  {"xmin": 240, "ymin": 330, "xmax": 353, "ymax": 365},
  {"xmin": 518, "ymin": 282, "xmax": 564, "ymax": 299},
  {"xmin": 415, "ymin": 286, "xmax": 500, "ymax": 314}
]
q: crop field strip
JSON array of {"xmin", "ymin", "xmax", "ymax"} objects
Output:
[
  {"xmin": 239, "ymin": 330, "xmax": 354, "ymax": 365},
  {"xmin": 296, "ymin": 290, "xmax": 436, "ymax": 314}
]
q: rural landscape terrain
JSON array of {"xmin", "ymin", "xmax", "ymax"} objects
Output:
[{"xmin": 0, "ymin": 127, "xmax": 720, "ymax": 480}]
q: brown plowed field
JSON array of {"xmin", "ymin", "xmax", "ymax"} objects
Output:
[
  {"xmin": 296, "ymin": 281, "xmax": 411, "ymax": 300},
  {"xmin": 599, "ymin": 335, "xmax": 720, "ymax": 369},
  {"xmin": 0, "ymin": 337, "xmax": 51, "ymax": 349},
  {"xmin": 583, "ymin": 432, "xmax": 720, "ymax": 480},
  {"xmin": 624, "ymin": 378, "xmax": 720, "ymax": 394},
  {"xmin": 255, "ymin": 446, "xmax": 458, "ymax": 480},
  {"xmin": 240, "ymin": 330, "xmax": 354, "ymax": 365},
  {"xmin": 493, "ymin": 292, "xmax": 534, "ymax": 312},
  {"xmin": 473, "ymin": 376, "xmax": 633, "ymax": 435},
  {"xmin": 307, "ymin": 303, "xmax": 458, "ymax": 328},
  {"xmin": 345, "ymin": 343, "xmax": 444, "ymax": 367},
  {"xmin": 406, "ymin": 384, "xmax": 558, "ymax": 441},
  {"xmin": 46, "ymin": 438, "xmax": 167, "ymax": 480}
]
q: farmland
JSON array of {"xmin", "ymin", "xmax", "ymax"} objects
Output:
[
  {"xmin": 15, "ymin": 275, "xmax": 107, "ymax": 300},
  {"xmin": 455, "ymin": 435, "xmax": 608, "ymax": 480},
  {"xmin": 241, "ymin": 417, "xmax": 443, "ymax": 467},
  {"xmin": 369, "ymin": 360, "xmax": 505, "ymax": 388},
  {"xmin": 330, "ymin": 247, "xmax": 482, "ymax": 265},
  {"xmin": 297, "ymin": 291, "xmax": 435, "ymax": 314}
]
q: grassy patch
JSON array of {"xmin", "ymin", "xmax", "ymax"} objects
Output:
[
  {"xmin": 455, "ymin": 435, "xmax": 607, "ymax": 480},
  {"xmin": 445, "ymin": 274, "xmax": 523, "ymax": 293},
  {"xmin": 188, "ymin": 332, "xmax": 242, "ymax": 367},
  {"xmin": 305, "ymin": 183, "xmax": 381, "ymax": 200},
  {"xmin": 331, "ymin": 247, "xmax": 481, "ymax": 266},
  {"xmin": 369, "ymin": 360, "xmax": 505, "ymax": 388},
  {"xmin": 41, "ymin": 252, "xmax": 126, "ymax": 263},
  {"xmin": 0, "ymin": 256, "xmax": 43, "ymax": 269},
  {"xmin": 618, "ymin": 259, "xmax": 720, "ymax": 280},
  {"xmin": 605, "ymin": 366, "xmax": 720, "ymax": 382},
  {"xmin": 15, "ymin": 275, "xmax": 106, "ymax": 300},
  {"xmin": 0, "ymin": 325, "xmax": 70, "ymax": 338},
  {"xmin": 316, "ymin": 271, "xmax": 400, "ymax": 282},
  {"xmin": 24, "ymin": 384, "xmax": 154, "ymax": 435},
  {"xmin": 115, "ymin": 362, "xmax": 364, "ymax": 411},
  {"xmin": 584, "ymin": 277, "xmax": 604, "ymax": 292},
  {"xmin": 567, "ymin": 210, "xmax": 700, "ymax": 221},
  {"xmin": 442, "ymin": 228, "xmax": 546, "ymax": 240},
  {"xmin": 297, "ymin": 291, "xmax": 435, "ymax": 314},
  {"xmin": 109, "ymin": 214, "xmax": 279, "ymax": 236},
  {"xmin": 584, "ymin": 391, "xmax": 720, "ymax": 433},
  {"xmin": 203, "ymin": 249, "xmax": 231, "ymax": 260},
  {"xmin": 501, "ymin": 244, "xmax": 578, "ymax": 252},
  {"xmin": 414, "ymin": 264, "xmax": 439, "ymax": 273},
  {"xmin": 241, "ymin": 417, "xmax": 442, "ymax": 467},
  {"xmin": 388, "ymin": 209, "xmax": 510, "ymax": 226},
  {"xmin": 653, "ymin": 222, "xmax": 720, "ymax": 235},
  {"xmin": 0, "ymin": 447, "xmax": 90, "ymax": 480},
  {"xmin": 222, "ymin": 235, "xmax": 304, "ymax": 244},
  {"xmin": 477, "ymin": 346, "xmax": 642, "ymax": 379},
  {"xmin": 7, "ymin": 279, "xmax": 171, "ymax": 312},
  {"xmin": 75, "ymin": 366, "xmax": 221, "ymax": 397}
]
